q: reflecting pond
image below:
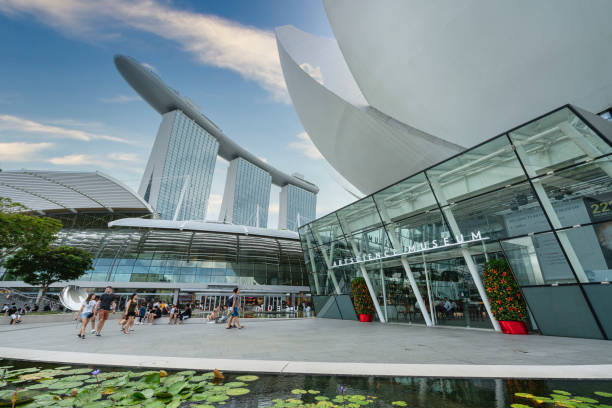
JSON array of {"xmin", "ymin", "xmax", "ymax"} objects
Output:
[{"xmin": 1, "ymin": 359, "xmax": 611, "ymax": 407}]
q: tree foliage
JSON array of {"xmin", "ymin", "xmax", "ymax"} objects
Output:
[
  {"xmin": 351, "ymin": 277, "xmax": 375, "ymax": 315},
  {"xmin": 3, "ymin": 246, "xmax": 93, "ymax": 305},
  {"xmin": 0, "ymin": 196, "xmax": 62, "ymax": 261},
  {"xmin": 483, "ymin": 258, "xmax": 527, "ymax": 321}
]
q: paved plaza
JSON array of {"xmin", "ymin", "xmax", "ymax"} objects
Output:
[{"xmin": 1, "ymin": 318, "xmax": 612, "ymax": 378}]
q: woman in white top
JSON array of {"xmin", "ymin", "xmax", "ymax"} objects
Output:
[{"xmin": 77, "ymin": 293, "xmax": 97, "ymax": 339}]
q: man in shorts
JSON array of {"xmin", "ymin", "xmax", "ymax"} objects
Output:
[
  {"xmin": 95, "ymin": 286, "xmax": 116, "ymax": 336},
  {"xmin": 226, "ymin": 287, "xmax": 243, "ymax": 329}
]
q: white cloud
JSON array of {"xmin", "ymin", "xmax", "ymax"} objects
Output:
[
  {"xmin": 47, "ymin": 154, "xmax": 96, "ymax": 166},
  {"xmin": 107, "ymin": 152, "xmax": 142, "ymax": 162},
  {"xmin": 288, "ymin": 131, "xmax": 323, "ymax": 160},
  {"xmin": 47, "ymin": 153, "xmax": 143, "ymax": 172},
  {"xmin": 99, "ymin": 94, "xmax": 140, "ymax": 104},
  {"xmin": 0, "ymin": 142, "xmax": 53, "ymax": 162},
  {"xmin": 0, "ymin": 114, "xmax": 129, "ymax": 143},
  {"xmin": 0, "ymin": 0, "xmax": 289, "ymax": 102}
]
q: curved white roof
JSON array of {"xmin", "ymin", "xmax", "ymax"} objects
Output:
[
  {"xmin": 109, "ymin": 218, "xmax": 299, "ymax": 240},
  {"xmin": 275, "ymin": 26, "xmax": 463, "ymax": 195},
  {"xmin": 277, "ymin": 0, "xmax": 612, "ymax": 194},
  {"xmin": 114, "ymin": 55, "xmax": 318, "ymax": 194},
  {"xmin": 0, "ymin": 170, "xmax": 153, "ymax": 214}
]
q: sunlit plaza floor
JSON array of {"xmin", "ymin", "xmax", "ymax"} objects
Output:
[{"xmin": 1, "ymin": 318, "xmax": 612, "ymax": 378}]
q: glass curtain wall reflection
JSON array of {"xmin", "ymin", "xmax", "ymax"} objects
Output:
[
  {"xmin": 299, "ymin": 105, "xmax": 612, "ymax": 340},
  {"xmin": 0, "ymin": 228, "xmax": 310, "ymax": 287}
]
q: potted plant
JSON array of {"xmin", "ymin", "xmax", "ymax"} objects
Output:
[
  {"xmin": 483, "ymin": 259, "xmax": 528, "ymax": 334},
  {"xmin": 351, "ymin": 277, "xmax": 374, "ymax": 322}
]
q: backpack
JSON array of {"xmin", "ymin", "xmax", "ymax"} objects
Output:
[{"xmin": 227, "ymin": 295, "xmax": 234, "ymax": 308}]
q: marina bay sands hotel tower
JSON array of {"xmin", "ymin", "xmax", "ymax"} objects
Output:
[{"xmin": 114, "ymin": 55, "xmax": 318, "ymax": 230}]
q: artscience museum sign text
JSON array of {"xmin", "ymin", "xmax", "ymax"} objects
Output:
[{"xmin": 331, "ymin": 231, "xmax": 488, "ymax": 268}]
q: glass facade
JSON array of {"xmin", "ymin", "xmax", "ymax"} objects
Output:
[
  {"xmin": 219, "ymin": 157, "xmax": 272, "ymax": 227},
  {"xmin": 280, "ymin": 184, "xmax": 317, "ymax": 231},
  {"xmin": 299, "ymin": 105, "xmax": 612, "ymax": 340},
  {"xmin": 1, "ymin": 227, "xmax": 309, "ymax": 288},
  {"xmin": 155, "ymin": 110, "xmax": 219, "ymax": 220}
]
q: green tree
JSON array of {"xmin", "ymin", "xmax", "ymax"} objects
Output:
[
  {"xmin": 3, "ymin": 246, "xmax": 93, "ymax": 307},
  {"xmin": 0, "ymin": 196, "xmax": 62, "ymax": 261}
]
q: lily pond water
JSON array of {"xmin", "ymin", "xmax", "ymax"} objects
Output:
[{"xmin": 0, "ymin": 359, "xmax": 611, "ymax": 407}]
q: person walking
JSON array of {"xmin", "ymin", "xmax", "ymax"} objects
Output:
[
  {"xmin": 226, "ymin": 287, "xmax": 243, "ymax": 329},
  {"xmin": 90, "ymin": 295, "xmax": 99, "ymax": 334},
  {"xmin": 122, "ymin": 293, "xmax": 138, "ymax": 334},
  {"xmin": 95, "ymin": 286, "xmax": 116, "ymax": 337},
  {"xmin": 138, "ymin": 303, "xmax": 147, "ymax": 325},
  {"xmin": 77, "ymin": 293, "xmax": 97, "ymax": 339}
]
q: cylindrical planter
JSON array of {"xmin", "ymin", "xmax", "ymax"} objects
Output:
[
  {"xmin": 499, "ymin": 320, "xmax": 528, "ymax": 334},
  {"xmin": 359, "ymin": 313, "xmax": 373, "ymax": 322}
]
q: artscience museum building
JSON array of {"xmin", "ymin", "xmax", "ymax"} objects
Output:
[
  {"xmin": 298, "ymin": 106, "xmax": 612, "ymax": 340},
  {"xmin": 282, "ymin": 1, "xmax": 612, "ymax": 341}
]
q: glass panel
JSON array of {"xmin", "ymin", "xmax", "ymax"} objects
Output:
[
  {"xmin": 522, "ymin": 285, "xmax": 603, "ymax": 339},
  {"xmin": 531, "ymin": 156, "xmax": 612, "ymax": 228},
  {"xmin": 583, "ymin": 284, "xmax": 612, "ymax": 339},
  {"xmin": 336, "ymin": 197, "xmax": 383, "ymax": 235},
  {"xmin": 373, "ymin": 173, "xmax": 437, "ymax": 223},
  {"xmin": 347, "ymin": 227, "xmax": 394, "ymax": 263},
  {"xmin": 390, "ymin": 209, "xmax": 450, "ymax": 253},
  {"xmin": 308, "ymin": 213, "xmax": 344, "ymax": 246},
  {"xmin": 509, "ymin": 107, "xmax": 612, "ymax": 176},
  {"xmin": 445, "ymin": 181, "xmax": 551, "ymax": 240},
  {"xmin": 427, "ymin": 136, "xmax": 526, "ymax": 203},
  {"xmin": 558, "ymin": 223, "xmax": 612, "ymax": 283},
  {"xmin": 501, "ymin": 232, "xmax": 576, "ymax": 285}
]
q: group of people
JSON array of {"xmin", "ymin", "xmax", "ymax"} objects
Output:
[
  {"xmin": 76, "ymin": 286, "xmax": 118, "ymax": 339},
  {"xmin": 76, "ymin": 286, "xmax": 199, "ymax": 339},
  {"xmin": 2, "ymin": 303, "xmax": 25, "ymax": 325}
]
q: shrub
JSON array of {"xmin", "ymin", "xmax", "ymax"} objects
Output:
[
  {"xmin": 351, "ymin": 277, "xmax": 374, "ymax": 315},
  {"xmin": 483, "ymin": 259, "xmax": 527, "ymax": 321}
]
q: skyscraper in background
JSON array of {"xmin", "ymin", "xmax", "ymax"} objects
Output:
[
  {"xmin": 219, "ymin": 157, "xmax": 272, "ymax": 227},
  {"xmin": 115, "ymin": 54, "xmax": 319, "ymax": 226},
  {"xmin": 279, "ymin": 181, "xmax": 317, "ymax": 231},
  {"xmin": 139, "ymin": 110, "xmax": 219, "ymax": 220}
]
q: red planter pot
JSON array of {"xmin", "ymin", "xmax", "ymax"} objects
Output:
[
  {"xmin": 358, "ymin": 314, "xmax": 373, "ymax": 322},
  {"xmin": 499, "ymin": 320, "xmax": 528, "ymax": 335}
]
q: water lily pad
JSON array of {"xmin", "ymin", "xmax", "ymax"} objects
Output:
[
  {"xmin": 315, "ymin": 396, "xmax": 330, "ymax": 401},
  {"xmin": 574, "ymin": 396, "xmax": 598, "ymax": 403},
  {"xmin": 392, "ymin": 402, "xmax": 407, "ymax": 407},
  {"xmin": 62, "ymin": 368, "xmax": 92, "ymax": 375},
  {"xmin": 226, "ymin": 388, "xmax": 250, "ymax": 396},
  {"xmin": 207, "ymin": 394, "xmax": 229, "ymax": 403},
  {"xmin": 553, "ymin": 390, "xmax": 572, "ymax": 396},
  {"xmin": 510, "ymin": 405, "xmax": 531, "ymax": 408},
  {"xmin": 514, "ymin": 393, "xmax": 534, "ymax": 399},
  {"xmin": 225, "ymin": 381, "xmax": 247, "ymax": 388},
  {"xmin": 595, "ymin": 392, "xmax": 612, "ymax": 398},
  {"xmin": 168, "ymin": 381, "xmax": 186, "ymax": 395},
  {"xmin": 291, "ymin": 389, "xmax": 307, "ymax": 395},
  {"xmin": 191, "ymin": 405, "xmax": 214, "ymax": 408},
  {"xmin": 235, "ymin": 375, "xmax": 259, "ymax": 382}
]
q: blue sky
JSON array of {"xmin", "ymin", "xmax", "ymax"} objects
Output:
[{"xmin": 0, "ymin": 0, "xmax": 354, "ymax": 227}]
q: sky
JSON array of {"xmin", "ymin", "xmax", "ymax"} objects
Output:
[{"xmin": 0, "ymin": 0, "xmax": 356, "ymax": 227}]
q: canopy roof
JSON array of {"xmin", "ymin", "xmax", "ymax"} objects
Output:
[{"xmin": 0, "ymin": 170, "xmax": 153, "ymax": 214}]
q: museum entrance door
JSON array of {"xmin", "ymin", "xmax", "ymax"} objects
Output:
[{"xmin": 379, "ymin": 240, "xmax": 505, "ymax": 329}]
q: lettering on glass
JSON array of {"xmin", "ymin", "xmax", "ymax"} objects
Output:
[{"xmin": 330, "ymin": 230, "xmax": 489, "ymax": 268}]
